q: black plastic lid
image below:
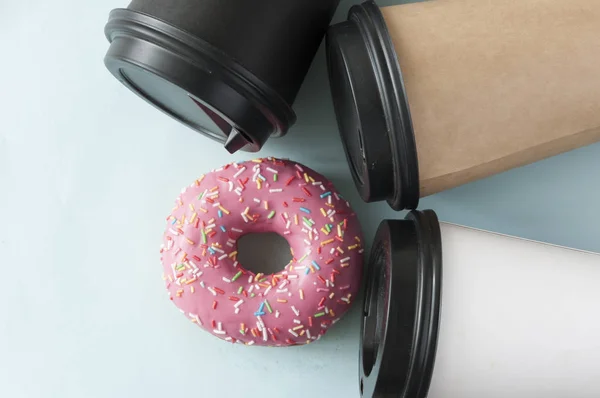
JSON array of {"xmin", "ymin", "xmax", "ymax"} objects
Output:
[
  {"xmin": 360, "ymin": 210, "xmax": 443, "ymax": 398},
  {"xmin": 104, "ymin": 9, "xmax": 296, "ymax": 153},
  {"xmin": 326, "ymin": 1, "xmax": 420, "ymax": 210}
]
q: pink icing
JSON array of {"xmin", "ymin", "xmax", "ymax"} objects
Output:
[{"xmin": 160, "ymin": 158, "xmax": 364, "ymax": 346}]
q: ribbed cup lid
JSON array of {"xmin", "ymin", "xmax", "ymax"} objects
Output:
[
  {"xmin": 361, "ymin": 210, "xmax": 442, "ymax": 398},
  {"xmin": 326, "ymin": 1, "xmax": 420, "ymax": 210},
  {"xmin": 104, "ymin": 9, "xmax": 295, "ymax": 153}
]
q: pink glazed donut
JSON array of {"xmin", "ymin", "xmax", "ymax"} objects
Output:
[{"xmin": 160, "ymin": 158, "xmax": 364, "ymax": 346}]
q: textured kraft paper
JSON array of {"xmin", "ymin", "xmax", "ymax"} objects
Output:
[{"xmin": 382, "ymin": 0, "xmax": 600, "ymax": 197}]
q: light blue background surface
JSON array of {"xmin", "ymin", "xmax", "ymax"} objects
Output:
[{"xmin": 1, "ymin": 1, "xmax": 598, "ymax": 397}]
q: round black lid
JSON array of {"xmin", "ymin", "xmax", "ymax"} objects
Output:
[
  {"xmin": 326, "ymin": 1, "xmax": 420, "ymax": 210},
  {"xmin": 360, "ymin": 210, "xmax": 442, "ymax": 398},
  {"xmin": 104, "ymin": 9, "xmax": 296, "ymax": 153}
]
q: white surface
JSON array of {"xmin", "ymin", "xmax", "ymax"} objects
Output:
[
  {"xmin": 2, "ymin": 1, "xmax": 600, "ymax": 398},
  {"xmin": 429, "ymin": 223, "xmax": 600, "ymax": 398}
]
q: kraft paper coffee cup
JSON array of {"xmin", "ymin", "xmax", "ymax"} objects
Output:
[
  {"xmin": 327, "ymin": 0, "xmax": 600, "ymax": 210},
  {"xmin": 361, "ymin": 210, "xmax": 600, "ymax": 398}
]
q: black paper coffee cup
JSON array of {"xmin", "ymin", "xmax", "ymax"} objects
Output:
[{"xmin": 104, "ymin": 0, "xmax": 340, "ymax": 153}]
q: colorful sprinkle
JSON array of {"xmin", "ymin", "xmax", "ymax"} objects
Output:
[{"xmin": 232, "ymin": 271, "xmax": 243, "ymax": 282}]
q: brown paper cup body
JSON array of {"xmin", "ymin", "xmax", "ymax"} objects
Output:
[{"xmin": 382, "ymin": 0, "xmax": 600, "ymax": 197}]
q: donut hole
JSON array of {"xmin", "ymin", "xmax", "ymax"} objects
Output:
[{"xmin": 236, "ymin": 232, "xmax": 292, "ymax": 275}]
